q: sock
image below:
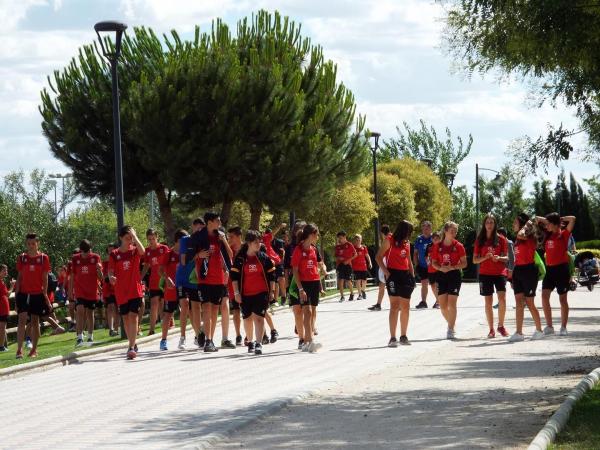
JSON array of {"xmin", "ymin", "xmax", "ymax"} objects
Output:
[{"xmin": 77, "ymin": 333, "xmax": 83, "ymax": 340}]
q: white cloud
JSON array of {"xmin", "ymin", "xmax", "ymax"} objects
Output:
[{"xmin": 0, "ymin": 0, "xmax": 46, "ymax": 31}]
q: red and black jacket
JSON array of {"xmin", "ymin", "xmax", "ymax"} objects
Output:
[{"xmin": 230, "ymin": 251, "xmax": 276, "ymax": 293}]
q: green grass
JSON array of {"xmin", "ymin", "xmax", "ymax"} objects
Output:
[{"xmin": 550, "ymin": 385, "xmax": 600, "ymax": 450}]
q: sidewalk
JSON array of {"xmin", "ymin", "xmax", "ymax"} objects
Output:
[{"xmin": 215, "ymin": 287, "xmax": 600, "ymax": 449}]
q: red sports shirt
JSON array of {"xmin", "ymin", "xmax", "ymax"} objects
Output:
[
  {"xmin": 108, "ymin": 246, "xmax": 143, "ymax": 305},
  {"xmin": 544, "ymin": 229, "xmax": 570, "ymax": 266},
  {"xmin": 426, "ymin": 243, "xmax": 437, "ymax": 274},
  {"xmin": 0, "ymin": 280, "xmax": 9, "ymax": 316},
  {"xmin": 162, "ymin": 249, "xmax": 179, "ymax": 302},
  {"xmin": 514, "ymin": 237, "xmax": 537, "ymax": 266},
  {"xmin": 144, "ymin": 244, "xmax": 169, "ymax": 290},
  {"xmin": 102, "ymin": 260, "xmax": 114, "ymax": 298},
  {"xmin": 335, "ymin": 242, "xmax": 356, "ymax": 265},
  {"xmin": 263, "ymin": 232, "xmax": 282, "ymax": 265},
  {"xmin": 198, "ymin": 234, "xmax": 226, "ymax": 285},
  {"xmin": 71, "ymin": 252, "xmax": 101, "ymax": 301},
  {"xmin": 242, "ymin": 255, "xmax": 268, "ymax": 296},
  {"xmin": 352, "ymin": 245, "xmax": 369, "ymax": 271},
  {"xmin": 432, "ymin": 240, "xmax": 466, "ymax": 267},
  {"xmin": 474, "ymin": 235, "xmax": 508, "ymax": 276},
  {"xmin": 291, "ymin": 243, "xmax": 321, "ymax": 282},
  {"xmin": 386, "ymin": 236, "xmax": 411, "ymax": 271},
  {"xmin": 16, "ymin": 252, "xmax": 50, "ymax": 295}
]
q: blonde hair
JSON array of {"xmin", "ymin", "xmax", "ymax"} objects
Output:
[
  {"xmin": 353, "ymin": 234, "xmax": 362, "ymax": 241},
  {"xmin": 442, "ymin": 221, "xmax": 458, "ymax": 241}
]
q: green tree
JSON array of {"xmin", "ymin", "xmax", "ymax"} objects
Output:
[
  {"xmin": 531, "ymin": 180, "xmax": 555, "ymax": 216},
  {"xmin": 450, "ymin": 184, "xmax": 476, "ymax": 242},
  {"xmin": 373, "ymin": 172, "xmax": 416, "ymax": 236}
]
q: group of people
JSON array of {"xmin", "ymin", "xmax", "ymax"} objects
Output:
[{"xmin": 0, "ymin": 209, "xmax": 578, "ymax": 359}]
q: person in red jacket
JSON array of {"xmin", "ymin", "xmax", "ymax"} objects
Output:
[
  {"xmin": 102, "ymin": 244, "xmax": 119, "ymax": 336},
  {"xmin": 537, "ymin": 212, "xmax": 576, "ymax": 336},
  {"xmin": 473, "ymin": 214, "xmax": 510, "ymax": 338},
  {"xmin": 352, "ymin": 234, "xmax": 372, "ymax": 300},
  {"xmin": 141, "ymin": 229, "xmax": 169, "ymax": 336},
  {"xmin": 335, "ymin": 231, "xmax": 357, "ymax": 302},
  {"xmin": 431, "ymin": 222, "xmax": 468, "ymax": 340},
  {"xmin": 376, "ymin": 220, "xmax": 416, "ymax": 347},
  {"xmin": 0, "ymin": 264, "xmax": 16, "ymax": 352},
  {"xmin": 425, "ymin": 232, "xmax": 441, "ymax": 309},
  {"xmin": 108, "ymin": 226, "xmax": 145, "ymax": 360},
  {"xmin": 69, "ymin": 239, "xmax": 103, "ymax": 347}
]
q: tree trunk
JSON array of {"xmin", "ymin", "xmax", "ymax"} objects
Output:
[
  {"xmin": 221, "ymin": 198, "xmax": 233, "ymax": 227},
  {"xmin": 155, "ymin": 185, "xmax": 175, "ymax": 244},
  {"xmin": 249, "ymin": 203, "xmax": 262, "ymax": 230}
]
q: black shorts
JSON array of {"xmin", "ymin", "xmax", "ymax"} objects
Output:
[
  {"xmin": 0, "ymin": 315, "xmax": 8, "ymax": 322},
  {"xmin": 104, "ymin": 295, "xmax": 116, "ymax": 305},
  {"xmin": 300, "ymin": 280, "xmax": 321, "ymax": 307},
  {"xmin": 436, "ymin": 270, "xmax": 462, "ymax": 296},
  {"xmin": 478, "ymin": 275, "xmax": 507, "ymax": 296},
  {"xmin": 542, "ymin": 263, "xmax": 570, "ymax": 295},
  {"xmin": 178, "ymin": 286, "xmax": 200, "ymax": 302},
  {"xmin": 275, "ymin": 265, "xmax": 285, "ymax": 279},
  {"xmin": 76, "ymin": 299, "xmax": 97, "ymax": 310},
  {"xmin": 512, "ymin": 264, "xmax": 539, "ymax": 297},
  {"xmin": 416, "ymin": 265, "xmax": 429, "ymax": 281},
  {"xmin": 353, "ymin": 270, "xmax": 369, "ymax": 281},
  {"xmin": 337, "ymin": 264, "xmax": 353, "ymax": 281},
  {"xmin": 17, "ymin": 293, "xmax": 46, "ymax": 316},
  {"xmin": 428, "ymin": 272, "xmax": 438, "ymax": 284},
  {"xmin": 163, "ymin": 300, "xmax": 179, "ymax": 314},
  {"xmin": 229, "ymin": 299, "xmax": 240, "ymax": 311},
  {"xmin": 199, "ymin": 284, "xmax": 226, "ymax": 305},
  {"xmin": 241, "ymin": 292, "xmax": 269, "ymax": 319},
  {"xmin": 149, "ymin": 289, "xmax": 163, "ymax": 299},
  {"xmin": 119, "ymin": 298, "xmax": 142, "ymax": 315},
  {"xmin": 385, "ymin": 269, "xmax": 415, "ymax": 299}
]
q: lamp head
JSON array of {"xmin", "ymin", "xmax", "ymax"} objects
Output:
[
  {"xmin": 94, "ymin": 21, "xmax": 128, "ymax": 59},
  {"xmin": 368, "ymin": 131, "xmax": 381, "ymax": 150}
]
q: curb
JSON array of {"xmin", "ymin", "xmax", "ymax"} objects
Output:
[
  {"xmin": 528, "ymin": 367, "xmax": 600, "ymax": 450},
  {"xmin": 0, "ymin": 287, "xmax": 379, "ymax": 379}
]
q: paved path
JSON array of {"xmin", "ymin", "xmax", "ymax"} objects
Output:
[{"xmin": 1, "ymin": 284, "xmax": 599, "ymax": 449}]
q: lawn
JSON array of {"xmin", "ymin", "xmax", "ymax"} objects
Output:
[{"xmin": 550, "ymin": 384, "xmax": 600, "ymax": 450}]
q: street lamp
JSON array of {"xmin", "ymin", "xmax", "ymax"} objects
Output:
[
  {"xmin": 48, "ymin": 180, "xmax": 58, "ymax": 221},
  {"xmin": 421, "ymin": 157, "xmax": 433, "ymax": 168},
  {"xmin": 48, "ymin": 173, "xmax": 72, "ymax": 220},
  {"xmin": 94, "ymin": 20, "xmax": 128, "ymax": 232},
  {"xmin": 445, "ymin": 172, "xmax": 456, "ymax": 191},
  {"xmin": 555, "ymin": 180, "xmax": 562, "ymax": 214},
  {"xmin": 475, "ymin": 163, "xmax": 501, "ymax": 228},
  {"xmin": 368, "ymin": 131, "xmax": 381, "ymax": 251}
]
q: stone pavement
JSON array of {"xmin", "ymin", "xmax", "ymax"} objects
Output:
[{"xmin": 2, "ymin": 284, "xmax": 599, "ymax": 449}]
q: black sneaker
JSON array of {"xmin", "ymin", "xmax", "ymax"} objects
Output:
[
  {"xmin": 348, "ymin": 293, "xmax": 354, "ymax": 301},
  {"xmin": 362, "ymin": 291, "xmax": 367, "ymax": 300},
  {"xmin": 254, "ymin": 342, "xmax": 263, "ymax": 355},
  {"xmin": 432, "ymin": 302, "xmax": 440, "ymax": 309},
  {"xmin": 415, "ymin": 301, "xmax": 428, "ymax": 309},
  {"xmin": 297, "ymin": 339, "xmax": 304, "ymax": 350},
  {"xmin": 270, "ymin": 329, "xmax": 279, "ymax": 344},
  {"xmin": 368, "ymin": 303, "xmax": 382, "ymax": 311},
  {"xmin": 262, "ymin": 333, "xmax": 270, "ymax": 345},
  {"xmin": 235, "ymin": 335, "xmax": 243, "ymax": 346},
  {"xmin": 198, "ymin": 331, "xmax": 206, "ymax": 348},
  {"xmin": 204, "ymin": 340, "xmax": 218, "ymax": 353},
  {"xmin": 339, "ymin": 295, "xmax": 345, "ymax": 303},
  {"xmin": 248, "ymin": 341, "xmax": 255, "ymax": 353},
  {"xmin": 399, "ymin": 335, "xmax": 411, "ymax": 346},
  {"xmin": 221, "ymin": 339, "xmax": 235, "ymax": 349},
  {"xmin": 134, "ymin": 344, "xmax": 138, "ymax": 353},
  {"xmin": 388, "ymin": 337, "xmax": 398, "ymax": 348}
]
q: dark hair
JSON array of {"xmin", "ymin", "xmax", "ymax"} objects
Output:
[
  {"xmin": 239, "ymin": 230, "xmax": 262, "ymax": 259},
  {"xmin": 0, "ymin": 264, "xmax": 7, "ymax": 272},
  {"xmin": 476, "ymin": 213, "xmax": 498, "ymax": 247},
  {"xmin": 380, "ymin": 225, "xmax": 390, "ymax": 235},
  {"xmin": 292, "ymin": 220, "xmax": 307, "ymax": 245},
  {"xmin": 545, "ymin": 212, "xmax": 561, "ymax": 226},
  {"xmin": 25, "ymin": 233, "xmax": 38, "ymax": 241},
  {"xmin": 118, "ymin": 225, "xmax": 132, "ymax": 237},
  {"xmin": 146, "ymin": 228, "xmax": 158, "ymax": 237},
  {"xmin": 300, "ymin": 223, "xmax": 319, "ymax": 242},
  {"xmin": 228, "ymin": 226, "xmax": 242, "ymax": 236},
  {"xmin": 432, "ymin": 231, "xmax": 441, "ymax": 239},
  {"xmin": 497, "ymin": 227, "xmax": 507, "ymax": 237},
  {"xmin": 174, "ymin": 229, "xmax": 188, "ymax": 242},
  {"xmin": 392, "ymin": 220, "xmax": 413, "ymax": 245},
  {"xmin": 192, "ymin": 217, "xmax": 205, "ymax": 226},
  {"xmin": 106, "ymin": 243, "xmax": 117, "ymax": 252},
  {"xmin": 79, "ymin": 239, "xmax": 91, "ymax": 253},
  {"xmin": 336, "ymin": 230, "xmax": 347, "ymax": 237},
  {"xmin": 203, "ymin": 211, "xmax": 220, "ymax": 223},
  {"xmin": 516, "ymin": 213, "xmax": 530, "ymax": 228}
]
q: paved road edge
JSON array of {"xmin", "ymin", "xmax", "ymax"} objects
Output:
[{"xmin": 528, "ymin": 367, "xmax": 600, "ymax": 450}]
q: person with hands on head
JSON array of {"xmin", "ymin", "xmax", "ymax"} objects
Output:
[
  {"xmin": 108, "ymin": 226, "xmax": 145, "ymax": 360},
  {"xmin": 0, "ymin": 264, "xmax": 16, "ymax": 352},
  {"xmin": 376, "ymin": 220, "xmax": 416, "ymax": 347},
  {"xmin": 230, "ymin": 230, "xmax": 277, "ymax": 355},
  {"xmin": 473, "ymin": 214, "xmax": 510, "ymax": 338},
  {"xmin": 536, "ymin": 213, "xmax": 576, "ymax": 336},
  {"xmin": 431, "ymin": 222, "xmax": 468, "ymax": 340}
]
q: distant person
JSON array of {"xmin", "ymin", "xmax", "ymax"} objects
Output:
[
  {"xmin": 351, "ymin": 234, "xmax": 372, "ymax": 300},
  {"xmin": 414, "ymin": 220, "xmax": 433, "ymax": 309},
  {"xmin": 335, "ymin": 231, "xmax": 357, "ymax": 302},
  {"xmin": 0, "ymin": 264, "xmax": 16, "ymax": 352},
  {"xmin": 368, "ymin": 225, "xmax": 391, "ymax": 312},
  {"xmin": 141, "ymin": 228, "xmax": 169, "ymax": 336}
]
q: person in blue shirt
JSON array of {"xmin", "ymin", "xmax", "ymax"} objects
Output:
[{"xmin": 413, "ymin": 220, "xmax": 433, "ymax": 309}]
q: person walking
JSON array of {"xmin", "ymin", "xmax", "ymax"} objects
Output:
[{"xmin": 414, "ymin": 221, "xmax": 433, "ymax": 309}]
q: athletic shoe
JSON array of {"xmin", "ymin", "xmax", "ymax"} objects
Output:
[
  {"xmin": 25, "ymin": 337, "xmax": 32, "ymax": 349},
  {"xmin": 76, "ymin": 337, "xmax": 84, "ymax": 347},
  {"xmin": 204, "ymin": 340, "xmax": 218, "ymax": 353},
  {"xmin": 368, "ymin": 303, "xmax": 381, "ymax": 311},
  {"xmin": 487, "ymin": 329, "xmax": 495, "ymax": 339},
  {"xmin": 86, "ymin": 338, "xmax": 94, "ymax": 347},
  {"xmin": 178, "ymin": 337, "xmax": 186, "ymax": 350},
  {"xmin": 68, "ymin": 323, "xmax": 76, "ymax": 332},
  {"xmin": 235, "ymin": 335, "xmax": 243, "ymax": 346},
  {"xmin": 15, "ymin": 351, "xmax": 23, "ymax": 359},
  {"xmin": 508, "ymin": 332, "xmax": 525, "ymax": 342},
  {"xmin": 248, "ymin": 341, "xmax": 255, "ymax": 353},
  {"xmin": 432, "ymin": 302, "xmax": 440, "ymax": 309},
  {"xmin": 388, "ymin": 337, "xmax": 398, "ymax": 348},
  {"xmin": 28, "ymin": 349, "xmax": 38, "ymax": 358},
  {"xmin": 308, "ymin": 341, "xmax": 322, "ymax": 353},
  {"xmin": 148, "ymin": 330, "xmax": 155, "ymax": 336},
  {"xmin": 339, "ymin": 296, "xmax": 345, "ymax": 303},
  {"xmin": 270, "ymin": 329, "xmax": 279, "ymax": 344},
  {"xmin": 221, "ymin": 339, "xmax": 235, "ymax": 349},
  {"xmin": 193, "ymin": 336, "xmax": 198, "ymax": 347},
  {"xmin": 0, "ymin": 346, "xmax": 7, "ymax": 352},
  {"xmin": 313, "ymin": 329, "xmax": 319, "ymax": 336},
  {"xmin": 531, "ymin": 330, "xmax": 544, "ymax": 340},
  {"xmin": 362, "ymin": 291, "xmax": 367, "ymax": 300},
  {"xmin": 497, "ymin": 326, "xmax": 509, "ymax": 337},
  {"xmin": 127, "ymin": 348, "xmax": 137, "ymax": 360},
  {"xmin": 447, "ymin": 329, "xmax": 456, "ymax": 340},
  {"xmin": 415, "ymin": 301, "xmax": 428, "ymax": 309},
  {"xmin": 109, "ymin": 330, "xmax": 119, "ymax": 337},
  {"xmin": 543, "ymin": 326, "xmax": 555, "ymax": 336},
  {"xmin": 399, "ymin": 336, "xmax": 411, "ymax": 346},
  {"xmin": 198, "ymin": 331, "xmax": 206, "ymax": 347},
  {"xmin": 254, "ymin": 342, "xmax": 263, "ymax": 355},
  {"xmin": 134, "ymin": 344, "xmax": 138, "ymax": 352},
  {"xmin": 493, "ymin": 303, "xmax": 499, "ymax": 310},
  {"xmin": 262, "ymin": 334, "xmax": 269, "ymax": 345},
  {"xmin": 301, "ymin": 342, "xmax": 310, "ymax": 352},
  {"xmin": 297, "ymin": 339, "xmax": 304, "ymax": 350},
  {"xmin": 559, "ymin": 327, "xmax": 568, "ymax": 336},
  {"xmin": 348, "ymin": 293, "xmax": 354, "ymax": 301},
  {"xmin": 160, "ymin": 339, "xmax": 168, "ymax": 351}
]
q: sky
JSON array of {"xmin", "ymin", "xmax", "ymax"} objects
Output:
[{"xmin": 0, "ymin": 0, "xmax": 597, "ymax": 196}]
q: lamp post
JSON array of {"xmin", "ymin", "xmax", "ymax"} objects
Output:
[
  {"xmin": 555, "ymin": 180, "xmax": 562, "ymax": 214},
  {"xmin": 445, "ymin": 172, "xmax": 456, "ymax": 191},
  {"xmin": 94, "ymin": 20, "xmax": 128, "ymax": 232},
  {"xmin": 49, "ymin": 180, "xmax": 58, "ymax": 221},
  {"xmin": 421, "ymin": 157, "xmax": 433, "ymax": 168},
  {"xmin": 368, "ymin": 131, "xmax": 381, "ymax": 251},
  {"xmin": 48, "ymin": 173, "xmax": 72, "ymax": 220},
  {"xmin": 475, "ymin": 163, "xmax": 501, "ymax": 228}
]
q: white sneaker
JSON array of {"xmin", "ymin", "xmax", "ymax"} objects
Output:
[
  {"xmin": 308, "ymin": 342, "xmax": 322, "ymax": 353},
  {"xmin": 559, "ymin": 327, "xmax": 568, "ymax": 336},
  {"xmin": 531, "ymin": 330, "xmax": 544, "ymax": 340},
  {"xmin": 543, "ymin": 326, "xmax": 555, "ymax": 335},
  {"xmin": 508, "ymin": 332, "xmax": 525, "ymax": 343},
  {"xmin": 446, "ymin": 329, "xmax": 456, "ymax": 340},
  {"xmin": 178, "ymin": 337, "xmax": 186, "ymax": 350},
  {"xmin": 302, "ymin": 343, "xmax": 310, "ymax": 352}
]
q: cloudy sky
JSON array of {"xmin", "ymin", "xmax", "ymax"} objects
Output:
[{"xmin": 0, "ymin": 0, "xmax": 597, "ymax": 194}]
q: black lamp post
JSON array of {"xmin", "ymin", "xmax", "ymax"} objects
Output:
[
  {"xmin": 368, "ymin": 131, "xmax": 381, "ymax": 251},
  {"xmin": 48, "ymin": 173, "xmax": 72, "ymax": 220},
  {"xmin": 445, "ymin": 172, "xmax": 456, "ymax": 191},
  {"xmin": 421, "ymin": 157, "xmax": 433, "ymax": 168},
  {"xmin": 555, "ymin": 180, "xmax": 562, "ymax": 214},
  {"xmin": 94, "ymin": 21, "xmax": 127, "ymax": 232}
]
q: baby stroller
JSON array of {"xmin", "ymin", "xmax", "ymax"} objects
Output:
[{"xmin": 574, "ymin": 251, "xmax": 600, "ymax": 291}]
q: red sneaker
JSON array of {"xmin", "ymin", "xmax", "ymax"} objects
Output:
[
  {"xmin": 497, "ymin": 326, "xmax": 509, "ymax": 337},
  {"xmin": 487, "ymin": 329, "xmax": 495, "ymax": 339},
  {"xmin": 28, "ymin": 349, "xmax": 38, "ymax": 358},
  {"xmin": 127, "ymin": 349, "xmax": 137, "ymax": 360}
]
